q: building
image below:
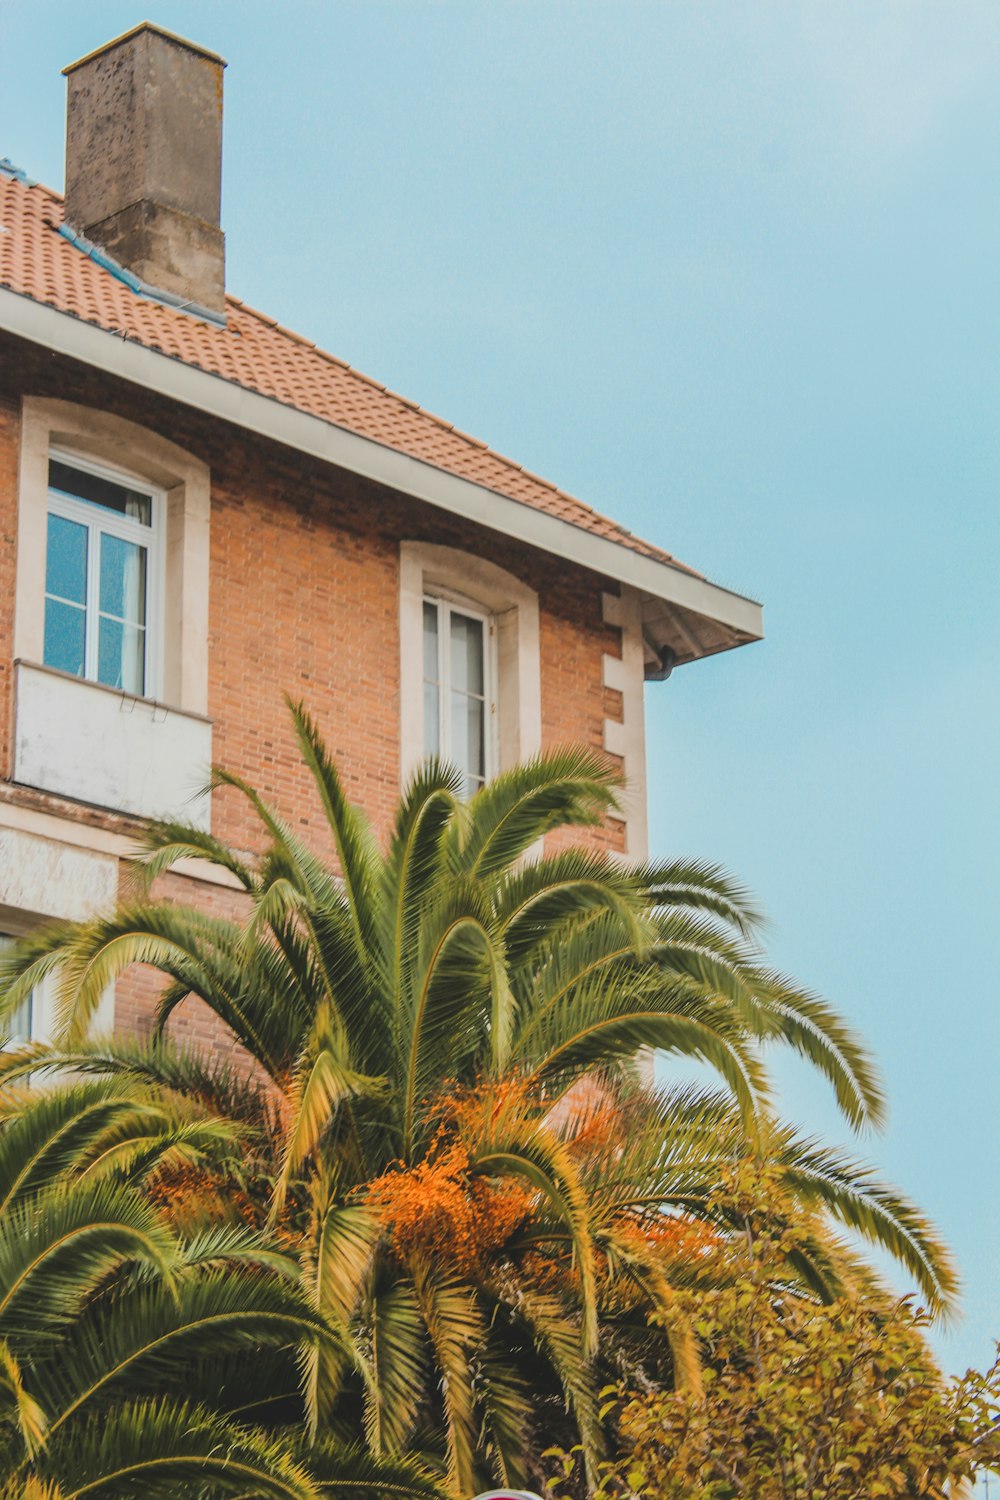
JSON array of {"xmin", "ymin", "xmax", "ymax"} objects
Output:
[{"xmin": 0, "ymin": 23, "xmax": 762, "ymax": 1052}]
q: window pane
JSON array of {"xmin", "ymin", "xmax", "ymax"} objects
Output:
[
  {"xmin": 98, "ymin": 616, "xmax": 146, "ymax": 695},
  {"xmin": 423, "ymin": 681, "xmax": 440, "ymax": 756},
  {"xmin": 46, "ymin": 512, "xmax": 88, "ymax": 604},
  {"xmin": 49, "ymin": 459, "xmax": 152, "ymax": 525},
  {"xmin": 100, "ymin": 534, "xmax": 147, "ymax": 625},
  {"xmin": 450, "ymin": 611, "xmax": 484, "ymax": 696},
  {"xmin": 423, "ymin": 601, "xmax": 439, "ymax": 681},
  {"xmin": 0, "ymin": 941, "xmax": 32, "ymax": 1046},
  {"xmin": 44, "ymin": 598, "xmax": 86, "ymax": 677},
  {"xmin": 451, "ymin": 689, "xmax": 485, "ymax": 794},
  {"xmin": 7, "ymin": 992, "xmax": 32, "ymax": 1045}
]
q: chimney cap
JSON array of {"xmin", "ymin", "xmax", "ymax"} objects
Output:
[{"xmin": 62, "ymin": 21, "xmax": 226, "ymax": 77}]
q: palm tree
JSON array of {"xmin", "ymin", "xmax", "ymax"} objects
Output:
[
  {"xmin": 0, "ymin": 703, "xmax": 956, "ymax": 1493},
  {"xmin": 0, "ymin": 1069, "xmax": 442, "ymax": 1499},
  {"xmin": 0, "ymin": 1069, "xmax": 315, "ymax": 1497}
]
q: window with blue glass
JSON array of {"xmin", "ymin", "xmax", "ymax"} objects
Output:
[{"xmin": 43, "ymin": 454, "xmax": 157, "ymax": 697}]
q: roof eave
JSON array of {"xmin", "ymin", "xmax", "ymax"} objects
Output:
[{"xmin": 0, "ymin": 286, "xmax": 764, "ymax": 660}]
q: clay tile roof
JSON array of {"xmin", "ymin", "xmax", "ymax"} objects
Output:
[{"xmin": 0, "ymin": 165, "xmax": 696, "ymax": 577}]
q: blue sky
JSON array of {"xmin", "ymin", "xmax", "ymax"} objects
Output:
[{"xmin": 2, "ymin": 1, "xmax": 997, "ymax": 1374}]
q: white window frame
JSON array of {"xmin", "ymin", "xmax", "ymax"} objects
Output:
[
  {"xmin": 399, "ymin": 542, "xmax": 542, "ymax": 789},
  {"xmin": 45, "ymin": 447, "xmax": 165, "ymax": 701},
  {"xmin": 422, "ymin": 590, "xmax": 499, "ymax": 793}
]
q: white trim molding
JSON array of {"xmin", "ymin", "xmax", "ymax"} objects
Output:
[
  {"xmin": 399, "ymin": 543, "xmax": 541, "ymax": 786},
  {"xmin": 0, "ymin": 796, "xmax": 244, "ymax": 889},
  {"xmin": 602, "ymin": 588, "xmax": 649, "ymax": 863},
  {"xmin": 0, "ymin": 824, "xmax": 117, "ymax": 924}
]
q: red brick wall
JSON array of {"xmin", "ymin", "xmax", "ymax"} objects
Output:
[
  {"xmin": 0, "ymin": 335, "xmax": 629, "ymax": 1051},
  {"xmin": 0, "ymin": 335, "xmax": 626, "ymax": 844}
]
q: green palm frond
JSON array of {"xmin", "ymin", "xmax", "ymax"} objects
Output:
[
  {"xmin": 302, "ymin": 1438, "xmax": 446, "ymax": 1497},
  {"xmin": 0, "ymin": 1336, "xmax": 48, "ymax": 1458},
  {"xmin": 364, "ymin": 1277, "xmax": 427, "ymax": 1458},
  {"xmin": 0, "ymin": 1081, "xmax": 150, "ymax": 1211},
  {"xmin": 400, "ymin": 886, "xmax": 500, "ymax": 1154},
  {"xmin": 450, "ymin": 746, "xmax": 621, "ymax": 878},
  {"xmin": 288, "ymin": 699, "xmax": 380, "ymax": 962},
  {"xmin": 638, "ymin": 857, "xmax": 767, "ymax": 939},
  {"xmin": 175, "ymin": 1223, "xmax": 300, "ymax": 1276},
  {"xmin": 473, "ymin": 1339, "xmax": 532, "ymax": 1490},
  {"xmin": 410, "ymin": 1264, "xmax": 481, "ymax": 1497},
  {"xmin": 40, "ymin": 1269, "xmax": 326, "ymax": 1438},
  {"xmin": 0, "ymin": 1180, "xmax": 178, "ymax": 1345},
  {"xmin": 472, "ymin": 1121, "xmax": 599, "ymax": 1358},
  {"xmin": 499, "ymin": 1281, "xmax": 602, "ymax": 1478},
  {"xmin": 35, "ymin": 1396, "xmax": 322, "ymax": 1500},
  {"xmin": 0, "ymin": 1077, "xmax": 239, "ymax": 1208},
  {"xmin": 747, "ymin": 969, "xmax": 886, "ymax": 1130},
  {"xmin": 377, "ymin": 762, "xmax": 461, "ymax": 1010},
  {"xmin": 301, "ymin": 1199, "xmax": 381, "ymax": 1434},
  {"xmin": 136, "ymin": 819, "xmax": 257, "ymax": 891},
  {"xmin": 494, "ymin": 848, "xmax": 648, "ymax": 969},
  {"xmin": 276, "ymin": 1006, "xmax": 386, "ymax": 1209},
  {"xmin": 774, "ymin": 1130, "xmax": 959, "ymax": 1316}
]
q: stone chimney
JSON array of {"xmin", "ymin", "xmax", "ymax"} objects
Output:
[{"xmin": 63, "ymin": 23, "xmax": 226, "ymax": 314}]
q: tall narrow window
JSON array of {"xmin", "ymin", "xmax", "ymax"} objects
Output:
[
  {"xmin": 44, "ymin": 454, "xmax": 157, "ymax": 698},
  {"xmin": 422, "ymin": 596, "xmax": 494, "ymax": 796},
  {"xmin": 0, "ymin": 937, "xmax": 32, "ymax": 1045}
]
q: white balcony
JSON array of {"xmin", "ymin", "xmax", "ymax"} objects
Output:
[{"xmin": 13, "ymin": 660, "xmax": 212, "ymax": 829}]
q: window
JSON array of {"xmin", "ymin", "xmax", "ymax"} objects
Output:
[
  {"xmin": 400, "ymin": 543, "xmax": 541, "ymax": 791},
  {"xmin": 0, "ymin": 937, "xmax": 33, "ymax": 1045},
  {"xmin": 14, "ymin": 402, "xmax": 213, "ymax": 825},
  {"xmin": 43, "ymin": 453, "xmax": 159, "ymax": 697},
  {"xmin": 423, "ymin": 595, "xmax": 496, "ymax": 796}
]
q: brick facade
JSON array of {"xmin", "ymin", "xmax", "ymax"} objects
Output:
[{"xmin": 0, "ymin": 332, "xmax": 628, "ymax": 1052}]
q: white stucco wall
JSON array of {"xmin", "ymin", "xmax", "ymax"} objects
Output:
[{"xmin": 14, "ymin": 662, "xmax": 212, "ymax": 829}]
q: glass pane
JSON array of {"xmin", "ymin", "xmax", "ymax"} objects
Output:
[
  {"xmin": 423, "ymin": 601, "xmax": 439, "ymax": 681},
  {"xmin": 450, "ymin": 611, "xmax": 484, "ymax": 696},
  {"xmin": 98, "ymin": 616, "xmax": 146, "ymax": 695},
  {"xmin": 423, "ymin": 681, "xmax": 440, "ymax": 756},
  {"xmin": 46, "ymin": 512, "xmax": 88, "ymax": 604},
  {"xmin": 451, "ymin": 689, "xmax": 485, "ymax": 794},
  {"xmin": 49, "ymin": 459, "xmax": 152, "ymax": 525},
  {"xmin": 44, "ymin": 597, "xmax": 86, "ymax": 677},
  {"xmin": 0, "ymin": 941, "xmax": 32, "ymax": 1046},
  {"xmin": 100, "ymin": 534, "xmax": 147, "ymax": 624},
  {"xmin": 7, "ymin": 992, "xmax": 32, "ymax": 1045}
]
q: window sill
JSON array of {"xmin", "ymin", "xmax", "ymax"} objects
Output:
[{"xmin": 13, "ymin": 660, "xmax": 213, "ymax": 829}]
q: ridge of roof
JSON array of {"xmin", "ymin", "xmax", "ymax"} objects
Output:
[{"xmin": 0, "ymin": 164, "xmax": 697, "ymax": 577}]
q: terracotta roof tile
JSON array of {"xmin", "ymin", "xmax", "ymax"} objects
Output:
[{"xmin": 0, "ymin": 166, "xmax": 696, "ymax": 576}]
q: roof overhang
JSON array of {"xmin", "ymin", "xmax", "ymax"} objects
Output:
[{"xmin": 0, "ymin": 286, "xmax": 763, "ymax": 672}]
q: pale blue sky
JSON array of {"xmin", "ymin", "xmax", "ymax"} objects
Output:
[{"xmin": 2, "ymin": 1, "xmax": 997, "ymax": 1374}]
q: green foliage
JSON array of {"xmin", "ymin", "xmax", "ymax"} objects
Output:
[
  {"xmin": 0, "ymin": 1075, "xmax": 441, "ymax": 1498},
  {"xmin": 546, "ymin": 1171, "xmax": 999, "ymax": 1500},
  {"xmin": 0, "ymin": 707, "xmax": 962, "ymax": 1495}
]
